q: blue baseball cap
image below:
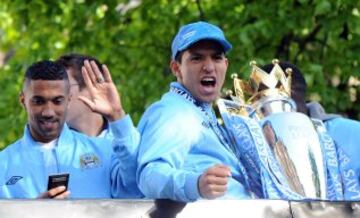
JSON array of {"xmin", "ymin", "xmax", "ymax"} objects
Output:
[{"xmin": 171, "ymin": 21, "xmax": 232, "ymax": 59}]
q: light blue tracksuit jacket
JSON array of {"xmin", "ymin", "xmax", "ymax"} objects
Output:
[
  {"xmin": 325, "ymin": 117, "xmax": 360, "ymax": 200},
  {"xmin": 137, "ymin": 82, "xmax": 251, "ymax": 202},
  {"xmin": 0, "ymin": 115, "xmax": 141, "ymax": 198},
  {"xmin": 308, "ymin": 101, "xmax": 360, "ymax": 200}
]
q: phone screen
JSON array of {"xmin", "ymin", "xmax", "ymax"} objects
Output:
[{"xmin": 47, "ymin": 173, "xmax": 69, "ymax": 191}]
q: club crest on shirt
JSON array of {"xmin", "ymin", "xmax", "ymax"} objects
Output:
[{"xmin": 80, "ymin": 153, "xmax": 101, "ymax": 170}]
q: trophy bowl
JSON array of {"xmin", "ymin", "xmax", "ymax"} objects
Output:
[
  {"xmin": 259, "ymin": 107, "xmax": 327, "ymax": 198},
  {"xmin": 218, "ymin": 60, "xmax": 329, "ymax": 199}
]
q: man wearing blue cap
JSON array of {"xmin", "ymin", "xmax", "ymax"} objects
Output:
[{"xmin": 137, "ymin": 21, "xmax": 251, "ymax": 202}]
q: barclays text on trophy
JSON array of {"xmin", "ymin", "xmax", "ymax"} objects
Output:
[{"xmin": 217, "ymin": 59, "xmax": 343, "ymax": 200}]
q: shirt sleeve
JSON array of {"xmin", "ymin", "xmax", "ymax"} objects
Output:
[
  {"xmin": 326, "ymin": 118, "xmax": 360, "ymax": 155},
  {"xmin": 109, "ymin": 114, "xmax": 143, "ymax": 198},
  {"xmin": 137, "ymin": 104, "xmax": 202, "ymax": 202},
  {"xmin": 326, "ymin": 117, "xmax": 360, "ymax": 200}
]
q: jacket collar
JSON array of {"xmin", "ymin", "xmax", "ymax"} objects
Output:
[
  {"xmin": 170, "ymin": 82, "xmax": 212, "ymax": 110},
  {"xmin": 21, "ymin": 123, "xmax": 73, "ymax": 149},
  {"xmin": 307, "ymin": 101, "xmax": 341, "ymax": 121}
]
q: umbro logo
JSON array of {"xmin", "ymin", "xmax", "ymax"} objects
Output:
[{"xmin": 6, "ymin": 176, "xmax": 23, "ymax": 185}]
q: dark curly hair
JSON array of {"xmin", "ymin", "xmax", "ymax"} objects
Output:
[
  {"xmin": 25, "ymin": 60, "xmax": 68, "ymax": 81},
  {"xmin": 24, "ymin": 60, "xmax": 69, "ymax": 91}
]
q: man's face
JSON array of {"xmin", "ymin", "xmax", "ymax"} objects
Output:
[
  {"xmin": 291, "ymin": 86, "xmax": 308, "ymax": 115},
  {"xmin": 65, "ymin": 67, "xmax": 92, "ymax": 127},
  {"xmin": 20, "ymin": 79, "xmax": 70, "ymax": 143},
  {"xmin": 171, "ymin": 40, "xmax": 228, "ymax": 103}
]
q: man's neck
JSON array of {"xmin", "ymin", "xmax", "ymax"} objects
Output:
[
  {"xmin": 37, "ymin": 138, "xmax": 58, "ymax": 150},
  {"xmin": 70, "ymin": 113, "xmax": 105, "ymax": 137}
]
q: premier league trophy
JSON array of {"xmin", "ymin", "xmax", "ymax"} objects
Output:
[{"xmin": 217, "ymin": 59, "xmax": 342, "ymax": 200}]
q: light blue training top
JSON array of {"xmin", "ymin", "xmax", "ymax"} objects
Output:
[
  {"xmin": 137, "ymin": 82, "xmax": 251, "ymax": 202},
  {"xmin": 0, "ymin": 115, "xmax": 141, "ymax": 199},
  {"xmin": 308, "ymin": 101, "xmax": 360, "ymax": 200},
  {"xmin": 325, "ymin": 117, "xmax": 360, "ymax": 200}
]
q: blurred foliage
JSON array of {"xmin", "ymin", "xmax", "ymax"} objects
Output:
[{"xmin": 0, "ymin": 0, "xmax": 359, "ymax": 149}]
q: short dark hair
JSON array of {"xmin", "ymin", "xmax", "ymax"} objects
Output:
[
  {"xmin": 174, "ymin": 51, "xmax": 184, "ymax": 63},
  {"xmin": 261, "ymin": 61, "xmax": 308, "ymax": 114},
  {"xmin": 25, "ymin": 60, "xmax": 68, "ymax": 81},
  {"xmin": 56, "ymin": 53, "xmax": 102, "ymax": 90},
  {"xmin": 24, "ymin": 60, "xmax": 69, "ymax": 91},
  {"xmin": 174, "ymin": 39, "xmax": 226, "ymax": 63}
]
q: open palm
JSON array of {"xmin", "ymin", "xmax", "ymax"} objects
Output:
[{"xmin": 79, "ymin": 60, "xmax": 125, "ymax": 121}]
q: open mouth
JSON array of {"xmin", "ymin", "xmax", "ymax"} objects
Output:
[{"xmin": 200, "ymin": 77, "xmax": 216, "ymax": 87}]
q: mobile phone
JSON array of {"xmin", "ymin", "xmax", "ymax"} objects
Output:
[{"xmin": 47, "ymin": 173, "xmax": 70, "ymax": 191}]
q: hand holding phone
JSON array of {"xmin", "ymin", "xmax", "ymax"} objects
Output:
[
  {"xmin": 47, "ymin": 173, "xmax": 69, "ymax": 190},
  {"xmin": 46, "ymin": 173, "xmax": 70, "ymax": 198}
]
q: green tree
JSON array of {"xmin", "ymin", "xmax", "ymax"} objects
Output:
[{"xmin": 0, "ymin": 0, "xmax": 359, "ymax": 149}]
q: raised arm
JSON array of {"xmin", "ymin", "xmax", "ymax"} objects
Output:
[{"xmin": 80, "ymin": 60, "xmax": 142, "ymax": 198}]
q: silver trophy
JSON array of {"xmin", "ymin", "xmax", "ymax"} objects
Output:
[{"xmin": 218, "ymin": 59, "xmax": 327, "ymax": 199}]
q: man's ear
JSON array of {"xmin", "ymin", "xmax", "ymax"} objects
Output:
[
  {"xmin": 170, "ymin": 60, "xmax": 182, "ymax": 82},
  {"xmin": 19, "ymin": 92, "xmax": 26, "ymax": 109},
  {"xmin": 225, "ymin": 57, "xmax": 229, "ymax": 68},
  {"xmin": 67, "ymin": 94, "xmax": 72, "ymax": 109}
]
